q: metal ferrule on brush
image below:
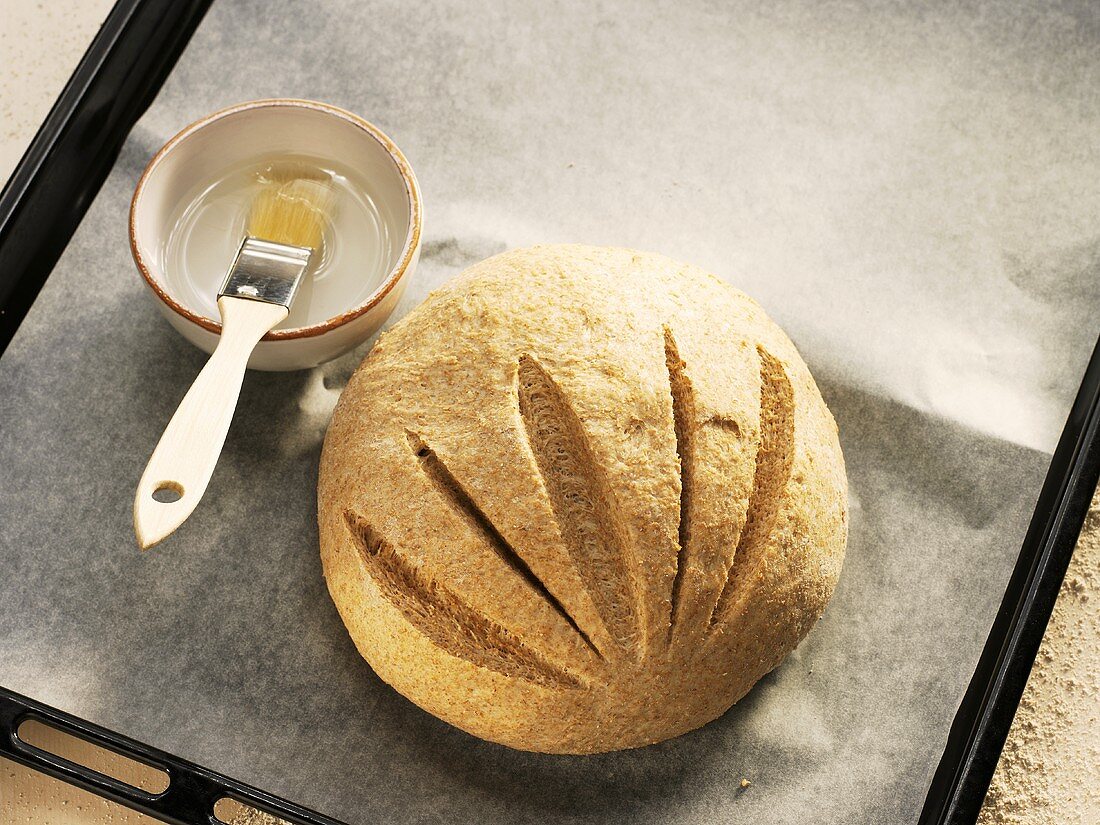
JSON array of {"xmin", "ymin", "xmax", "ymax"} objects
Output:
[{"xmin": 218, "ymin": 237, "xmax": 313, "ymax": 308}]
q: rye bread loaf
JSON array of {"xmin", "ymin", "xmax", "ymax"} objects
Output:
[{"xmin": 318, "ymin": 244, "xmax": 847, "ymax": 753}]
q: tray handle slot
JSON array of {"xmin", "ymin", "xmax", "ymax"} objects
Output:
[
  {"xmin": 3, "ymin": 711, "xmax": 173, "ymax": 806},
  {"xmin": 1, "ymin": 689, "xmax": 349, "ymax": 825},
  {"xmin": 16, "ymin": 716, "xmax": 171, "ymax": 793},
  {"xmin": 214, "ymin": 796, "xmax": 294, "ymax": 824}
]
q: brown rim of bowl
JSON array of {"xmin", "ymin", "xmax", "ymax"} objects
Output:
[{"xmin": 129, "ymin": 98, "xmax": 422, "ymax": 341}]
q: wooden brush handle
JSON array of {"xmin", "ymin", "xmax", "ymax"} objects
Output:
[{"xmin": 134, "ymin": 296, "xmax": 288, "ymax": 549}]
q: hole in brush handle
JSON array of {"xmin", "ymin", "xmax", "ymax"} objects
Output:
[{"xmin": 152, "ymin": 481, "xmax": 184, "ymax": 503}]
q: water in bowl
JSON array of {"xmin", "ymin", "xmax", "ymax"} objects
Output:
[{"xmin": 159, "ymin": 153, "xmax": 394, "ymax": 330}]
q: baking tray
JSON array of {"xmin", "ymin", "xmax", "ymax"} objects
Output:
[{"xmin": 2, "ymin": 1, "xmax": 1099, "ymax": 823}]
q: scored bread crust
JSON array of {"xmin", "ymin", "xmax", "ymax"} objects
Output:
[{"xmin": 318, "ymin": 245, "xmax": 847, "ymax": 754}]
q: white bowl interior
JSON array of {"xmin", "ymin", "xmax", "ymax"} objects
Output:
[{"xmin": 133, "ymin": 103, "xmax": 413, "ymax": 332}]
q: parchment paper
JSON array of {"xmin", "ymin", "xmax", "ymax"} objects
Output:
[{"xmin": 2, "ymin": 1, "xmax": 1100, "ymax": 822}]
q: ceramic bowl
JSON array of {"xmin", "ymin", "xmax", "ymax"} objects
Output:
[{"xmin": 130, "ymin": 99, "xmax": 421, "ymax": 371}]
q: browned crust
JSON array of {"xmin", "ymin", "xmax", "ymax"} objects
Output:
[{"xmin": 318, "ymin": 244, "xmax": 847, "ymax": 753}]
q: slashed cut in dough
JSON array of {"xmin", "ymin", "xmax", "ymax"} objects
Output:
[{"xmin": 318, "ymin": 245, "xmax": 848, "ymax": 753}]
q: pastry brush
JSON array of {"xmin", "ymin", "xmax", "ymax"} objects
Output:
[{"xmin": 134, "ymin": 171, "xmax": 336, "ymax": 549}]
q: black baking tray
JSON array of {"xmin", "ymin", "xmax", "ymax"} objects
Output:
[{"xmin": 1, "ymin": 1, "xmax": 1098, "ymax": 823}]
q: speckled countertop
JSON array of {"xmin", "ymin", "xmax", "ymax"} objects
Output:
[
  {"xmin": 979, "ymin": 491, "xmax": 1100, "ymax": 824},
  {"xmin": 0, "ymin": 0, "xmax": 115, "ymax": 182},
  {"xmin": 0, "ymin": 2, "xmax": 1096, "ymax": 824}
]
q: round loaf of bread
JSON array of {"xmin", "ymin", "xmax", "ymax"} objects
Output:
[{"xmin": 318, "ymin": 244, "xmax": 847, "ymax": 753}]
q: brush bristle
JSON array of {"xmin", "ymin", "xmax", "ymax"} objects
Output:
[{"xmin": 247, "ymin": 172, "xmax": 336, "ymax": 250}]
